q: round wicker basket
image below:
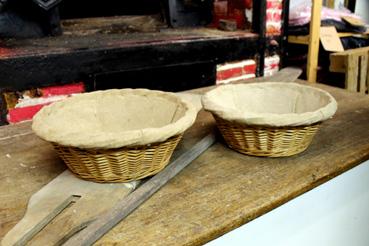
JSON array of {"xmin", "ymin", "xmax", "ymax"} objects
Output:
[
  {"xmin": 32, "ymin": 89, "xmax": 198, "ymax": 182},
  {"xmin": 52, "ymin": 134, "xmax": 182, "ymax": 182},
  {"xmin": 202, "ymin": 82, "xmax": 337, "ymax": 157}
]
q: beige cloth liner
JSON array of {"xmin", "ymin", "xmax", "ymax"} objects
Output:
[
  {"xmin": 202, "ymin": 82, "xmax": 337, "ymax": 127},
  {"xmin": 32, "ymin": 89, "xmax": 199, "ymax": 149}
]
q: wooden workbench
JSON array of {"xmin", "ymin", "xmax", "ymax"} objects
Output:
[{"xmin": 1, "ymin": 82, "xmax": 369, "ymax": 245}]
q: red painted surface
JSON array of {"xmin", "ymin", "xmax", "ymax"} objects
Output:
[
  {"xmin": 7, "ymin": 104, "xmax": 50, "ymax": 124},
  {"xmin": 5, "ymin": 82, "xmax": 85, "ymax": 124},
  {"xmin": 217, "ymin": 67, "xmax": 243, "ymax": 80},
  {"xmin": 243, "ymin": 63, "xmax": 256, "ymax": 74},
  {"xmin": 216, "ymin": 59, "xmax": 256, "ymax": 83},
  {"xmin": 41, "ymin": 82, "xmax": 85, "ymax": 97}
]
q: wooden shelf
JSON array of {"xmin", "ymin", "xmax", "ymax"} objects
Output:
[
  {"xmin": 288, "ymin": 32, "xmax": 368, "ymax": 45},
  {"xmin": 0, "ymin": 27, "xmax": 258, "ymax": 90},
  {"xmin": 288, "ymin": 35, "xmax": 309, "ymax": 45}
]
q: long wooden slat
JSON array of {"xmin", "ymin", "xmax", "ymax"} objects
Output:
[
  {"xmin": 345, "ymin": 54, "xmax": 359, "ymax": 92},
  {"xmin": 307, "ymin": 0, "xmax": 322, "ymax": 83},
  {"xmin": 359, "ymin": 55, "xmax": 368, "ymax": 94},
  {"xmin": 63, "ymin": 132, "xmax": 216, "ymax": 246},
  {"xmin": 288, "ymin": 35, "xmax": 309, "ymax": 45},
  {"xmin": 367, "ymin": 57, "xmax": 369, "ymax": 94},
  {"xmin": 242, "ymin": 67, "xmax": 303, "ymax": 83}
]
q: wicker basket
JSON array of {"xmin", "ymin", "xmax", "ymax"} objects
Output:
[
  {"xmin": 202, "ymin": 82, "xmax": 337, "ymax": 157},
  {"xmin": 52, "ymin": 134, "xmax": 182, "ymax": 183},
  {"xmin": 32, "ymin": 89, "xmax": 199, "ymax": 182},
  {"xmin": 214, "ymin": 116, "xmax": 320, "ymax": 157}
]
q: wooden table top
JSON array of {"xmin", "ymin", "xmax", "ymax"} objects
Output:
[{"xmin": 1, "ymin": 82, "xmax": 369, "ymax": 245}]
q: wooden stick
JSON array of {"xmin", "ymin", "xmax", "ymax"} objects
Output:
[
  {"xmin": 249, "ymin": 67, "xmax": 302, "ymax": 83},
  {"xmin": 63, "ymin": 132, "xmax": 216, "ymax": 246},
  {"xmin": 307, "ymin": 0, "xmax": 322, "ymax": 83},
  {"xmin": 345, "ymin": 54, "xmax": 359, "ymax": 92},
  {"xmin": 358, "ymin": 55, "xmax": 368, "ymax": 94}
]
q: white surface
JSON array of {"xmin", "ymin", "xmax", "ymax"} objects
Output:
[
  {"xmin": 206, "ymin": 160, "xmax": 369, "ymax": 246},
  {"xmin": 355, "ymin": 0, "xmax": 369, "ymax": 23}
]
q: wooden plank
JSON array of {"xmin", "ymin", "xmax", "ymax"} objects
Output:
[
  {"xmin": 345, "ymin": 54, "xmax": 359, "ymax": 92},
  {"xmin": 251, "ymin": 67, "xmax": 302, "ymax": 82},
  {"xmin": 86, "ymin": 89, "xmax": 369, "ymax": 245},
  {"xmin": 63, "ymin": 133, "xmax": 217, "ymax": 246},
  {"xmin": 341, "ymin": 16, "xmax": 366, "ymax": 28},
  {"xmin": 61, "ymin": 16, "xmax": 165, "ymax": 35},
  {"xmin": 332, "ymin": 47, "xmax": 369, "ymax": 56},
  {"xmin": 0, "ymin": 28, "xmax": 259, "ymax": 90},
  {"xmin": 337, "ymin": 32, "xmax": 368, "ymax": 38},
  {"xmin": 1, "ymin": 83, "xmax": 369, "ymax": 245},
  {"xmin": 2, "ymin": 171, "xmax": 137, "ymax": 246},
  {"xmin": 307, "ymin": 0, "xmax": 322, "ymax": 83},
  {"xmin": 359, "ymin": 55, "xmax": 368, "ymax": 94},
  {"xmin": 330, "ymin": 47, "xmax": 369, "ymax": 73},
  {"xmin": 288, "ymin": 35, "xmax": 309, "ymax": 45},
  {"xmin": 367, "ymin": 56, "xmax": 369, "ymax": 94},
  {"xmin": 0, "ymin": 70, "xmax": 369, "ymax": 245}
]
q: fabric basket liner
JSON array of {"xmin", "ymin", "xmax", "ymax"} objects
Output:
[
  {"xmin": 32, "ymin": 89, "xmax": 199, "ymax": 149},
  {"xmin": 202, "ymin": 82, "xmax": 337, "ymax": 127}
]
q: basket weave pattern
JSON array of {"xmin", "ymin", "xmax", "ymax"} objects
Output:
[
  {"xmin": 52, "ymin": 134, "xmax": 182, "ymax": 183},
  {"xmin": 214, "ymin": 115, "xmax": 320, "ymax": 157}
]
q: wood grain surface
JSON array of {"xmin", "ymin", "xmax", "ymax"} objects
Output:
[
  {"xmin": 2, "ymin": 170, "xmax": 137, "ymax": 246},
  {"xmin": 0, "ymin": 28, "xmax": 258, "ymax": 90},
  {"xmin": 1, "ymin": 81, "xmax": 369, "ymax": 245}
]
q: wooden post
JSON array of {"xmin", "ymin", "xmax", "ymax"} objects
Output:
[
  {"xmin": 358, "ymin": 55, "xmax": 368, "ymax": 94},
  {"xmin": 367, "ymin": 55, "xmax": 369, "ymax": 94},
  {"xmin": 345, "ymin": 54, "xmax": 359, "ymax": 92},
  {"xmin": 307, "ymin": 0, "xmax": 322, "ymax": 83}
]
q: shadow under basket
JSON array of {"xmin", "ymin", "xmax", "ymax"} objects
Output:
[
  {"xmin": 52, "ymin": 134, "xmax": 183, "ymax": 183},
  {"xmin": 214, "ymin": 115, "xmax": 320, "ymax": 157}
]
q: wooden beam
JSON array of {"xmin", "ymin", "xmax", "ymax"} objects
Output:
[
  {"xmin": 367, "ymin": 58, "xmax": 369, "ymax": 94},
  {"xmin": 338, "ymin": 32, "xmax": 369, "ymax": 38},
  {"xmin": 345, "ymin": 54, "xmax": 359, "ymax": 92},
  {"xmin": 358, "ymin": 55, "xmax": 368, "ymax": 94},
  {"xmin": 307, "ymin": 0, "xmax": 322, "ymax": 83},
  {"xmin": 288, "ymin": 35, "xmax": 309, "ymax": 45}
]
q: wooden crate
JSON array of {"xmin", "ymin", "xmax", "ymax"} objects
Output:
[{"xmin": 330, "ymin": 47, "xmax": 369, "ymax": 94}]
